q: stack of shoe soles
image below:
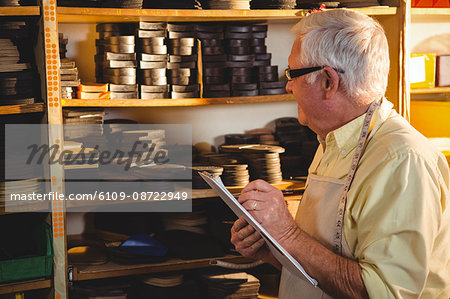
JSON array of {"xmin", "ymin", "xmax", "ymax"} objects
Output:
[
  {"xmin": 59, "ymin": 34, "xmax": 80, "ymax": 99},
  {"xmin": 220, "ymin": 144, "xmax": 285, "ymax": 184},
  {"xmin": 100, "ymin": 0, "xmax": 143, "ymax": 8},
  {"xmin": 0, "ymin": 21, "xmax": 40, "ymax": 105},
  {"xmin": 203, "ymin": 272, "xmax": 261, "ymax": 299},
  {"xmin": 221, "ymin": 164, "xmax": 250, "ymax": 187},
  {"xmin": 144, "ymin": 0, "xmax": 202, "ymax": 9},
  {"xmin": 59, "ymin": 33, "xmax": 68, "ymax": 59},
  {"xmin": 295, "ymin": 1, "xmax": 340, "ymax": 9},
  {"xmin": 191, "ymin": 165, "xmax": 223, "ymax": 189},
  {"xmin": 0, "ymin": 0, "xmax": 35, "ymax": 5},
  {"xmin": 110, "ymin": 129, "xmax": 167, "ymax": 168},
  {"xmin": 225, "ymin": 130, "xmax": 277, "ymax": 146},
  {"xmin": 198, "ymin": 23, "xmax": 285, "ymax": 98},
  {"xmin": 196, "ymin": 151, "xmax": 250, "ymax": 187},
  {"xmin": 167, "ymin": 23, "xmax": 199, "ymax": 99},
  {"xmin": 246, "ymin": 128, "xmax": 278, "ymax": 145},
  {"xmin": 63, "ymin": 108, "xmax": 105, "ymax": 140},
  {"xmin": 57, "ymin": 0, "xmax": 99, "ymax": 7},
  {"xmin": 63, "ymin": 109, "xmax": 107, "ymax": 195},
  {"xmin": 137, "ymin": 273, "xmax": 201, "ymax": 298},
  {"xmin": 137, "ymin": 22, "xmax": 169, "ymax": 99},
  {"xmin": 226, "ymin": 24, "xmax": 259, "ymax": 97},
  {"xmin": 275, "ymin": 117, "xmax": 319, "ymax": 178},
  {"xmin": 60, "ymin": 59, "xmax": 80, "ymax": 99},
  {"xmin": 196, "ymin": 23, "xmax": 229, "ymax": 98},
  {"xmin": 201, "ymin": 0, "xmax": 250, "ymax": 9},
  {"xmin": 96, "ymin": 23, "xmax": 138, "ymax": 99},
  {"xmin": 62, "ymin": 139, "xmax": 101, "ymax": 195},
  {"xmin": 225, "ymin": 133, "xmax": 259, "ymax": 145},
  {"xmin": 251, "ymin": 0, "xmax": 296, "ymax": 9}
]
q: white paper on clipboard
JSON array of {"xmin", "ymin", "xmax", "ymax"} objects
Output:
[{"xmin": 199, "ymin": 171, "xmax": 318, "ymax": 287}]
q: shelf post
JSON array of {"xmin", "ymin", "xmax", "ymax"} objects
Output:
[
  {"xmin": 399, "ymin": 0, "xmax": 411, "ymax": 120},
  {"xmin": 39, "ymin": 0, "xmax": 68, "ymax": 298}
]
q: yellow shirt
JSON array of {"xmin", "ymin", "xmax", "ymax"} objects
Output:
[{"xmin": 311, "ymin": 99, "xmax": 450, "ymax": 298}]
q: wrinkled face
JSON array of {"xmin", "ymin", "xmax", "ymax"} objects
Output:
[{"xmin": 285, "ymin": 38, "xmax": 323, "ymax": 131}]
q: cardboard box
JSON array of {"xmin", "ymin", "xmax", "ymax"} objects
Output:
[
  {"xmin": 437, "ymin": 55, "xmax": 450, "ymax": 87},
  {"xmin": 412, "ymin": 0, "xmax": 450, "ymax": 7},
  {"xmin": 410, "ymin": 53, "xmax": 436, "ymax": 89}
]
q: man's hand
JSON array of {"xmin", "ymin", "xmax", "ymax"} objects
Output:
[
  {"xmin": 237, "ymin": 179, "xmax": 299, "ymax": 244},
  {"xmin": 230, "ymin": 217, "xmax": 281, "ymax": 269}
]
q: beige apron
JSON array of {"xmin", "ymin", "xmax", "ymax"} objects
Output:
[{"xmin": 278, "ymin": 100, "xmax": 381, "ymax": 299}]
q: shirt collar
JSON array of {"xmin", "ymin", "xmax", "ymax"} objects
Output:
[{"xmin": 324, "ymin": 98, "xmax": 394, "ymax": 157}]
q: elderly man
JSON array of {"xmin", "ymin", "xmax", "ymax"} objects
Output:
[{"xmin": 231, "ymin": 9, "xmax": 450, "ymax": 299}]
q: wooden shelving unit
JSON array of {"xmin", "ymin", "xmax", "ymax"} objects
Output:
[
  {"xmin": 411, "ymin": 8, "xmax": 450, "ymax": 15},
  {"xmin": 0, "ymin": 103, "xmax": 45, "ymax": 115},
  {"xmin": 0, "ymin": 6, "xmax": 40, "ymax": 16},
  {"xmin": 61, "ymin": 94, "xmax": 294, "ymax": 107},
  {"xmin": 56, "ymin": 7, "xmax": 397, "ymax": 23},
  {"xmin": 72, "ymin": 255, "xmax": 252, "ymax": 281},
  {"xmin": 411, "ymin": 87, "xmax": 450, "ymax": 94},
  {"xmin": 0, "ymin": 3, "xmax": 410, "ymax": 298},
  {"xmin": 0, "ymin": 279, "xmax": 51, "ymax": 295}
]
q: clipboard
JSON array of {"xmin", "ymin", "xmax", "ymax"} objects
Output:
[{"xmin": 199, "ymin": 171, "xmax": 318, "ymax": 286}]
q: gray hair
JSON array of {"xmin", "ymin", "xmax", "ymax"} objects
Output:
[{"xmin": 291, "ymin": 9, "xmax": 390, "ymax": 103}]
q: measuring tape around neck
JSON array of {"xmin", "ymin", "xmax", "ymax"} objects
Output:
[{"xmin": 333, "ymin": 99, "xmax": 381, "ymax": 254}]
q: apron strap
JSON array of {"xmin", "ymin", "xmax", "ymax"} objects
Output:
[{"xmin": 333, "ymin": 99, "xmax": 381, "ymax": 254}]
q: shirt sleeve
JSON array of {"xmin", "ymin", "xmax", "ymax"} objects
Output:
[{"xmin": 348, "ymin": 152, "xmax": 445, "ymax": 298}]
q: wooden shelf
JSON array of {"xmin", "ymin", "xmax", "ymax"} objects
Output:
[
  {"xmin": 61, "ymin": 94, "xmax": 295, "ymax": 107},
  {"xmin": 411, "ymin": 87, "xmax": 450, "ymax": 94},
  {"xmin": 191, "ymin": 179, "xmax": 304, "ymax": 199},
  {"xmin": 72, "ymin": 255, "xmax": 253, "ymax": 281},
  {"xmin": 56, "ymin": 7, "xmax": 397, "ymax": 23},
  {"xmin": 0, "ymin": 6, "xmax": 40, "ymax": 16},
  {"xmin": 0, "ymin": 201, "xmax": 51, "ymax": 215},
  {"xmin": 0, "ymin": 103, "xmax": 45, "ymax": 115},
  {"xmin": 63, "ymin": 180, "xmax": 305, "ymax": 211},
  {"xmin": 0, "ymin": 279, "xmax": 51, "ymax": 295},
  {"xmin": 412, "ymin": 8, "xmax": 450, "ymax": 15}
]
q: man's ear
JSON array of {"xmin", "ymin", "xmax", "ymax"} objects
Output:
[{"xmin": 321, "ymin": 67, "xmax": 339, "ymax": 99}]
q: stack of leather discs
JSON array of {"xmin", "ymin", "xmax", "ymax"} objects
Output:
[
  {"xmin": 59, "ymin": 33, "xmax": 80, "ymax": 99},
  {"xmin": 202, "ymin": 0, "xmax": 250, "ymax": 9},
  {"xmin": 198, "ymin": 22, "xmax": 285, "ymax": 98},
  {"xmin": 246, "ymin": 128, "xmax": 278, "ymax": 145},
  {"xmin": 225, "ymin": 133, "xmax": 259, "ymax": 145},
  {"xmin": 258, "ymin": 65, "xmax": 285, "ymax": 95},
  {"xmin": 100, "ymin": 0, "xmax": 143, "ymax": 8},
  {"xmin": 167, "ymin": 23, "xmax": 199, "ymax": 99},
  {"xmin": 96, "ymin": 23, "xmax": 138, "ymax": 99},
  {"xmin": 60, "ymin": 59, "xmax": 80, "ymax": 99},
  {"xmin": 59, "ymin": 33, "xmax": 68, "ymax": 59},
  {"xmin": 57, "ymin": 0, "xmax": 99, "ymax": 7},
  {"xmin": 137, "ymin": 22, "xmax": 169, "ymax": 99},
  {"xmin": 197, "ymin": 23, "xmax": 229, "ymax": 98},
  {"xmin": 144, "ymin": 0, "xmax": 201, "ymax": 9},
  {"xmin": 220, "ymin": 144, "xmax": 285, "ymax": 184},
  {"xmin": 221, "ymin": 164, "xmax": 250, "ymax": 187},
  {"xmin": 224, "ymin": 24, "xmax": 258, "ymax": 97},
  {"xmin": 192, "ymin": 166, "xmax": 223, "ymax": 189},
  {"xmin": 250, "ymin": 0, "xmax": 296, "ymax": 9},
  {"xmin": 0, "ymin": 21, "xmax": 39, "ymax": 105},
  {"xmin": 242, "ymin": 145, "xmax": 284, "ymax": 184}
]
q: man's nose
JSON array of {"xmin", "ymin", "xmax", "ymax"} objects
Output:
[{"xmin": 285, "ymin": 80, "xmax": 293, "ymax": 93}]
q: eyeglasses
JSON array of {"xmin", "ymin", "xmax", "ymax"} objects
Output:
[{"xmin": 285, "ymin": 66, "xmax": 344, "ymax": 81}]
